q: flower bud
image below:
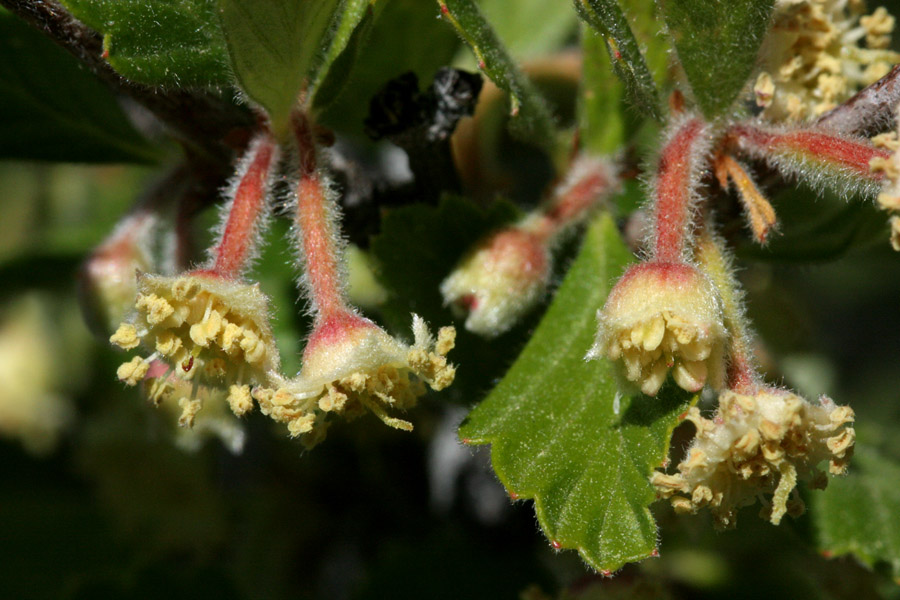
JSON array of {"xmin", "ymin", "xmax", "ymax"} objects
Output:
[
  {"xmin": 652, "ymin": 388, "xmax": 855, "ymax": 529},
  {"xmin": 78, "ymin": 212, "xmax": 156, "ymax": 336},
  {"xmin": 253, "ymin": 311, "xmax": 455, "ymax": 448},
  {"xmin": 441, "ymin": 229, "xmax": 550, "ymax": 337},
  {"xmin": 589, "ymin": 262, "xmax": 726, "ymax": 396}
]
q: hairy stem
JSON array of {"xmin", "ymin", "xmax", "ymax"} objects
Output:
[
  {"xmin": 652, "ymin": 117, "xmax": 708, "ymax": 262},
  {"xmin": 209, "ymin": 134, "xmax": 278, "ymax": 279},
  {"xmin": 294, "ymin": 113, "xmax": 347, "ymax": 321},
  {"xmin": 694, "ymin": 222, "xmax": 761, "ymax": 394}
]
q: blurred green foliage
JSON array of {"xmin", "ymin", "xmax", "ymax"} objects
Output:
[{"xmin": 2, "ymin": 0, "xmax": 900, "ymax": 599}]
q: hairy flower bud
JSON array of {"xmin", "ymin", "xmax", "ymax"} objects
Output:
[
  {"xmin": 652, "ymin": 388, "xmax": 855, "ymax": 529},
  {"xmin": 589, "ymin": 262, "xmax": 726, "ymax": 396},
  {"xmin": 79, "ymin": 211, "xmax": 156, "ymax": 336},
  {"xmin": 441, "ymin": 228, "xmax": 550, "ymax": 337}
]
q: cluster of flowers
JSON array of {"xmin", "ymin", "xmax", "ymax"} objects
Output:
[
  {"xmin": 82, "ymin": 0, "xmax": 900, "ymax": 527},
  {"xmin": 586, "ymin": 0, "xmax": 900, "ymax": 525},
  {"xmin": 99, "ymin": 119, "xmax": 457, "ymax": 450}
]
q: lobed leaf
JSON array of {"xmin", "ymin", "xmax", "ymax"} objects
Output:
[
  {"xmin": 458, "ymin": 214, "xmax": 695, "ymax": 573},
  {"xmin": 575, "ymin": 0, "xmax": 663, "ymax": 121},
  {"xmin": 658, "ymin": 0, "xmax": 774, "ymax": 118},
  {"xmin": 0, "ymin": 10, "xmax": 160, "ymax": 163},
  {"xmin": 437, "ymin": 0, "xmax": 558, "ymax": 157},
  {"xmin": 809, "ymin": 443, "xmax": 900, "ymax": 581},
  {"xmin": 217, "ymin": 0, "xmax": 343, "ymax": 137},
  {"xmin": 61, "ymin": 0, "xmax": 231, "ymax": 88}
]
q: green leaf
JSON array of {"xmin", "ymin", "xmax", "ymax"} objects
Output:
[
  {"xmin": 437, "ymin": 0, "xmax": 558, "ymax": 157},
  {"xmin": 575, "ymin": 0, "xmax": 663, "ymax": 121},
  {"xmin": 658, "ymin": 0, "xmax": 774, "ymax": 118},
  {"xmin": 458, "ymin": 214, "xmax": 695, "ymax": 572},
  {"xmin": 476, "ymin": 0, "xmax": 578, "ymax": 60},
  {"xmin": 0, "ymin": 11, "xmax": 159, "ymax": 163},
  {"xmin": 309, "ymin": 0, "xmax": 384, "ymax": 112},
  {"xmin": 61, "ymin": 0, "xmax": 231, "ymax": 88},
  {"xmin": 579, "ymin": 27, "xmax": 626, "ymax": 154},
  {"xmin": 810, "ymin": 443, "xmax": 900, "ymax": 581},
  {"xmin": 218, "ymin": 0, "xmax": 343, "ymax": 136}
]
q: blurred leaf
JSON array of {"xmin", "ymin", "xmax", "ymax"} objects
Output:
[
  {"xmin": 458, "ymin": 214, "xmax": 695, "ymax": 573},
  {"xmin": 575, "ymin": 0, "xmax": 663, "ymax": 121},
  {"xmin": 438, "ymin": 0, "xmax": 558, "ymax": 156},
  {"xmin": 476, "ymin": 0, "xmax": 578, "ymax": 60},
  {"xmin": 310, "ymin": 0, "xmax": 384, "ymax": 113},
  {"xmin": 0, "ymin": 12, "xmax": 159, "ymax": 163},
  {"xmin": 810, "ymin": 443, "xmax": 900, "ymax": 581},
  {"xmin": 61, "ymin": 0, "xmax": 231, "ymax": 88},
  {"xmin": 218, "ymin": 0, "xmax": 343, "ymax": 136},
  {"xmin": 579, "ymin": 27, "xmax": 626, "ymax": 154},
  {"xmin": 658, "ymin": 0, "xmax": 774, "ymax": 118},
  {"xmin": 737, "ymin": 186, "xmax": 889, "ymax": 262},
  {"xmin": 318, "ymin": 0, "xmax": 460, "ymax": 138},
  {"xmin": 370, "ymin": 194, "xmax": 525, "ymax": 398}
]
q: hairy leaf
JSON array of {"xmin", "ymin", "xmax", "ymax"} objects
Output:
[
  {"xmin": 575, "ymin": 0, "xmax": 663, "ymax": 121},
  {"xmin": 437, "ymin": 0, "xmax": 558, "ymax": 156},
  {"xmin": 658, "ymin": 0, "xmax": 774, "ymax": 118},
  {"xmin": 218, "ymin": 0, "xmax": 343, "ymax": 136},
  {"xmin": 810, "ymin": 443, "xmax": 900, "ymax": 580},
  {"xmin": 459, "ymin": 214, "xmax": 695, "ymax": 572},
  {"xmin": 61, "ymin": 0, "xmax": 231, "ymax": 88},
  {"xmin": 0, "ymin": 11, "xmax": 159, "ymax": 163}
]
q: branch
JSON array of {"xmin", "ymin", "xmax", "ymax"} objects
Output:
[{"xmin": 815, "ymin": 65, "xmax": 900, "ymax": 137}]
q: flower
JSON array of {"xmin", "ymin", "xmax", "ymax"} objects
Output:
[
  {"xmin": 652, "ymin": 387, "xmax": 855, "ymax": 529},
  {"xmin": 755, "ymin": 0, "xmax": 900, "ymax": 122},
  {"xmin": 0, "ymin": 296, "xmax": 77, "ymax": 454},
  {"xmin": 869, "ymin": 117, "xmax": 900, "ymax": 249},
  {"xmin": 252, "ymin": 312, "xmax": 456, "ymax": 448},
  {"xmin": 589, "ymin": 262, "xmax": 727, "ymax": 396},
  {"xmin": 146, "ymin": 376, "xmax": 247, "ymax": 454},
  {"xmin": 441, "ymin": 228, "xmax": 550, "ymax": 337},
  {"xmin": 110, "ymin": 271, "xmax": 281, "ymax": 425}
]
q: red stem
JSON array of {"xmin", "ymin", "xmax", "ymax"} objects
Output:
[
  {"xmin": 294, "ymin": 114, "xmax": 345, "ymax": 321},
  {"xmin": 653, "ymin": 118, "xmax": 707, "ymax": 262},
  {"xmin": 211, "ymin": 134, "xmax": 277, "ymax": 278},
  {"xmin": 728, "ymin": 124, "xmax": 890, "ymax": 178}
]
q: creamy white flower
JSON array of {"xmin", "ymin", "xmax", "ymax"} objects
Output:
[
  {"xmin": 653, "ymin": 388, "xmax": 855, "ymax": 528},
  {"xmin": 589, "ymin": 262, "xmax": 727, "ymax": 396},
  {"xmin": 253, "ymin": 312, "xmax": 455, "ymax": 448},
  {"xmin": 110, "ymin": 272, "xmax": 281, "ymax": 425},
  {"xmin": 756, "ymin": 0, "xmax": 900, "ymax": 122}
]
